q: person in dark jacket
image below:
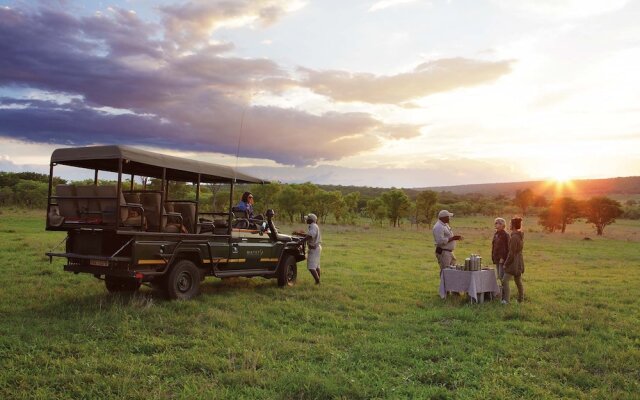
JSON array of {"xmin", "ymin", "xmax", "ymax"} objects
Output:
[
  {"xmin": 502, "ymin": 217, "xmax": 525, "ymax": 304},
  {"xmin": 491, "ymin": 217, "xmax": 509, "ymax": 282}
]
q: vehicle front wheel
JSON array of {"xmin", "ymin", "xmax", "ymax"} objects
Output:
[
  {"xmin": 105, "ymin": 276, "xmax": 141, "ymax": 293},
  {"xmin": 166, "ymin": 260, "xmax": 201, "ymax": 300},
  {"xmin": 277, "ymin": 254, "xmax": 297, "ymax": 287}
]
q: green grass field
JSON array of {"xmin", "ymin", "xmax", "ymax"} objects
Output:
[{"xmin": 0, "ymin": 209, "xmax": 638, "ymax": 399}]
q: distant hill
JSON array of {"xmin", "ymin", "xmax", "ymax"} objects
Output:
[
  {"xmin": 318, "ymin": 176, "xmax": 640, "ymax": 201},
  {"xmin": 418, "ymin": 176, "xmax": 640, "ymax": 198}
]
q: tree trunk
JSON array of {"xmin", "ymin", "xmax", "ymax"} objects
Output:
[{"xmin": 597, "ymin": 225, "xmax": 603, "ymax": 235}]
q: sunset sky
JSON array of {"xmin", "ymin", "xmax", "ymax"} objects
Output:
[{"xmin": 1, "ymin": 0, "xmax": 639, "ymax": 187}]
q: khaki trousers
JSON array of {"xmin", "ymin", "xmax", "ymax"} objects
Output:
[
  {"xmin": 502, "ymin": 272, "xmax": 524, "ymax": 302},
  {"xmin": 436, "ymin": 251, "xmax": 456, "ymax": 270}
]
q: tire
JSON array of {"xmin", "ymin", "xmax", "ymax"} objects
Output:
[
  {"xmin": 165, "ymin": 259, "xmax": 201, "ymax": 300},
  {"xmin": 105, "ymin": 276, "xmax": 141, "ymax": 293},
  {"xmin": 277, "ymin": 254, "xmax": 297, "ymax": 287}
]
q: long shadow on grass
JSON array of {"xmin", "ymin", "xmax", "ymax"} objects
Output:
[{"xmin": 5, "ymin": 276, "xmax": 288, "ymax": 322}]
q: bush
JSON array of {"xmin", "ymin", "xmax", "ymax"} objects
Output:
[
  {"xmin": 13, "ymin": 180, "xmax": 48, "ymax": 208},
  {"xmin": 622, "ymin": 206, "xmax": 640, "ymax": 220}
]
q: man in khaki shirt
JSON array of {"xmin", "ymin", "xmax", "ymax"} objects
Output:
[{"xmin": 432, "ymin": 210, "xmax": 463, "ymax": 269}]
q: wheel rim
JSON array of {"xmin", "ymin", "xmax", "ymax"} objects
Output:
[{"xmin": 176, "ymin": 271, "xmax": 193, "ymax": 293}]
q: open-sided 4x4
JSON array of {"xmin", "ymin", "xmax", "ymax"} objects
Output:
[{"xmin": 45, "ymin": 145, "xmax": 306, "ymax": 300}]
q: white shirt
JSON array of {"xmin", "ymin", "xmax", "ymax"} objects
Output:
[
  {"xmin": 307, "ymin": 222, "xmax": 322, "ymax": 247},
  {"xmin": 432, "ymin": 219, "xmax": 456, "ymax": 251}
]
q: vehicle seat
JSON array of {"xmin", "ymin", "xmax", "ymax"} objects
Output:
[
  {"xmin": 96, "ymin": 185, "xmax": 144, "ymax": 229},
  {"xmin": 140, "ymin": 192, "xmax": 166, "ymax": 231},
  {"xmin": 124, "ymin": 192, "xmax": 141, "ymax": 204},
  {"xmin": 54, "ymin": 184, "xmax": 80, "ymax": 224},
  {"xmin": 198, "ymin": 217, "xmax": 214, "ymax": 234},
  {"xmin": 213, "ymin": 218, "xmax": 229, "ymax": 235},
  {"xmin": 75, "ymin": 185, "xmax": 102, "ymax": 223},
  {"xmin": 231, "ymin": 206, "xmax": 250, "ymax": 229},
  {"xmin": 172, "ymin": 202, "xmax": 196, "ymax": 233}
]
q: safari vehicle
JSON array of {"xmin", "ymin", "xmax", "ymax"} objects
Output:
[{"xmin": 45, "ymin": 145, "xmax": 306, "ymax": 299}]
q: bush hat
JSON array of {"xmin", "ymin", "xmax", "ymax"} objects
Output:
[
  {"xmin": 305, "ymin": 213, "xmax": 318, "ymax": 223},
  {"xmin": 438, "ymin": 210, "xmax": 454, "ymax": 218}
]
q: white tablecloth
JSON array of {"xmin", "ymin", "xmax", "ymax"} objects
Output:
[{"xmin": 439, "ymin": 269, "xmax": 500, "ymax": 302}]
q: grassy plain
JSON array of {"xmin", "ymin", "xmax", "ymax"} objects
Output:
[{"xmin": 0, "ymin": 209, "xmax": 638, "ymax": 399}]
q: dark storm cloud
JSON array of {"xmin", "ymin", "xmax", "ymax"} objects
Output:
[
  {"xmin": 0, "ymin": 5, "xmax": 395, "ymax": 165},
  {"xmin": 0, "ymin": 4, "xmax": 501, "ymax": 166}
]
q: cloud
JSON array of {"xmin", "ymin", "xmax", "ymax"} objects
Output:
[
  {"xmin": 368, "ymin": 0, "xmax": 420, "ymax": 13},
  {"xmin": 491, "ymin": 0, "xmax": 631, "ymax": 19},
  {"xmin": 160, "ymin": 0, "xmax": 303, "ymax": 49},
  {"xmin": 300, "ymin": 58, "xmax": 513, "ymax": 104},
  {"xmin": 0, "ymin": 97, "xmax": 390, "ymax": 166},
  {"xmin": 239, "ymin": 157, "xmax": 529, "ymax": 187},
  {"xmin": 0, "ymin": 5, "xmax": 416, "ymax": 166}
]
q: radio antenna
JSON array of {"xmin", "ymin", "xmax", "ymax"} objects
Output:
[{"xmin": 234, "ymin": 105, "xmax": 249, "ymax": 184}]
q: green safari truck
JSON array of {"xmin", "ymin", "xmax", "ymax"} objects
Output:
[{"xmin": 45, "ymin": 145, "xmax": 306, "ymax": 299}]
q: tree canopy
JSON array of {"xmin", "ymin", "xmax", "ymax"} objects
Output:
[{"xmin": 583, "ymin": 196, "xmax": 623, "ymax": 235}]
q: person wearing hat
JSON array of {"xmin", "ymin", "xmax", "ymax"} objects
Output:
[
  {"xmin": 304, "ymin": 213, "xmax": 322, "ymax": 284},
  {"xmin": 432, "ymin": 210, "xmax": 463, "ymax": 270}
]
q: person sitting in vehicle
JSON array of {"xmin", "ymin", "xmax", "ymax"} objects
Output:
[
  {"xmin": 235, "ymin": 191, "xmax": 264, "ymax": 223},
  {"xmin": 235, "ymin": 191, "xmax": 255, "ymax": 218}
]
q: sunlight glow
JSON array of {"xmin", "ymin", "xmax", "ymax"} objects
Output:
[{"xmin": 552, "ymin": 171, "xmax": 573, "ymax": 183}]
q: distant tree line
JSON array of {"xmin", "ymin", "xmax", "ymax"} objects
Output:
[
  {"xmin": 1, "ymin": 171, "xmax": 638, "ymax": 236},
  {"xmin": 0, "ymin": 172, "xmax": 66, "ymax": 208}
]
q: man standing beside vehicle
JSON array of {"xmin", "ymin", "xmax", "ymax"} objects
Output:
[
  {"xmin": 305, "ymin": 213, "xmax": 322, "ymax": 284},
  {"xmin": 432, "ymin": 210, "xmax": 463, "ymax": 269}
]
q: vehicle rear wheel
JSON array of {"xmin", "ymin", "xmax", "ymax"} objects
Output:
[
  {"xmin": 166, "ymin": 260, "xmax": 201, "ymax": 300},
  {"xmin": 105, "ymin": 276, "xmax": 141, "ymax": 293},
  {"xmin": 277, "ymin": 254, "xmax": 297, "ymax": 287}
]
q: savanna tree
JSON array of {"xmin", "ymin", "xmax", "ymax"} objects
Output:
[
  {"xmin": 556, "ymin": 197, "xmax": 582, "ymax": 233},
  {"xmin": 583, "ymin": 196, "xmax": 623, "ymax": 235},
  {"xmin": 251, "ymin": 181, "xmax": 282, "ymax": 211},
  {"xmin": 538, "ymin": 196, "xmax": 582, "ymax": 233},
  {"xmin": 382, "ymin": 188, "xmax": 411, "ymax": 227},
  {"xmin": 14, "ymin": 180, "xmax": 48, "ymax": 208},
  {"xmin": 277, "ymin": 185, "xmax": 303, "ymax": 223},
  {"xmin": 538, "ymin": 207, "xmax": 562, "ymax": 232},
  {"xmin": 415, "ymin": 190, "xmax": 438, "ymax": 228},
  {"xmin": 366, "ymin": 198, "xmax": 387, "ymax": 225},
  {"xmin": 514, "ymin": 188, "xmax": 534, "ymax": 216},
  {"xmin": 344, "ymin": 192, "xmax": 360, "ymax": 214}
]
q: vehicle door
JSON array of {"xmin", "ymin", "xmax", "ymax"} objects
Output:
[{"xmin": 228, "ymin": 226, "xmax": 277, "ymax": 269}]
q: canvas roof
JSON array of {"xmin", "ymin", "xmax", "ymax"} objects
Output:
[{"xmin": 51, "ymin": 145, "xmax": 267, "ymax": 184}]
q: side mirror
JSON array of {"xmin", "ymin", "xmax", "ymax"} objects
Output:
[{"xmin": 265, "ymin": 209, "xmax": 275, "ymax": 220}]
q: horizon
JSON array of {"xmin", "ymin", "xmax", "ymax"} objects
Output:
[
  {"xmin": 2, "ymin": 165, "xmax": 638, "ymax": 192},
  {"xmin": 1, "ymin": 1, "xmax": 639, "ymax": 187}
]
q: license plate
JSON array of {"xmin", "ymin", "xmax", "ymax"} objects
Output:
[{"xmin": 90, "ymin": 259, "xmax": 109, "ymax": 267}]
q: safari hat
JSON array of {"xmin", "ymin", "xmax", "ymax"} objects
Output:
[
  {"xmin": 438, "ymin": 210, "xmax": 454, "ymax": 218},
  {"xmin": 305, "ymin": 213, "xmax": 318, "ymax": 223}
]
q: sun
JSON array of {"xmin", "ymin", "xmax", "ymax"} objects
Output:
[
  {"xmin": 542, "ymin": 171, "xmax": 576, "ymax": 196},
  {"xmin": 552, "ymin": 171, "xmax": 573, "ymax": 183}
]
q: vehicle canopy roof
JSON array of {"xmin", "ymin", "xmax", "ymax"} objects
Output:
[{"xmin": 51, "ymin": 145, "xmax": 267, "ymax": 184}]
